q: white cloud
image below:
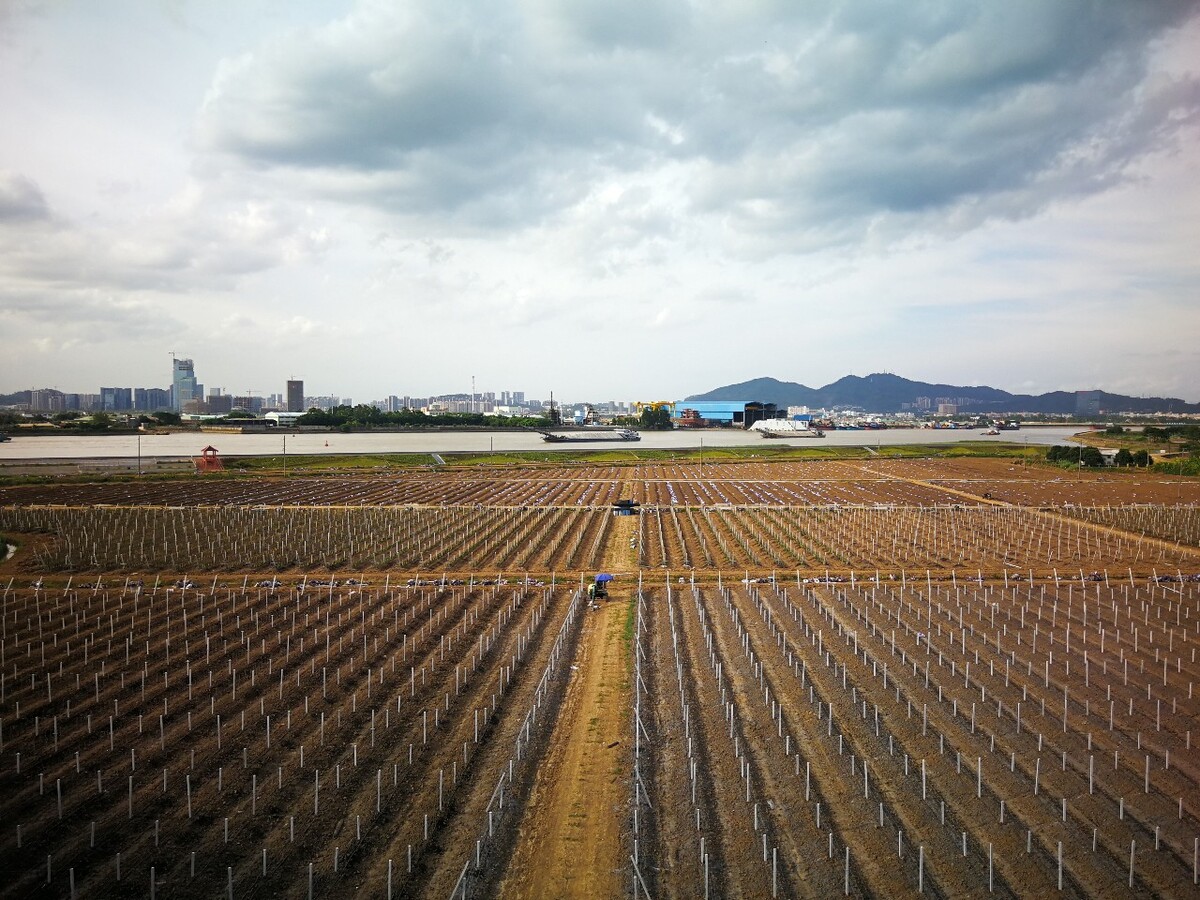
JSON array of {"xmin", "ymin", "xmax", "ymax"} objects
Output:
[{"xmin": 183, "ymin": 0, "xmax": 1200, "ymax": 269}]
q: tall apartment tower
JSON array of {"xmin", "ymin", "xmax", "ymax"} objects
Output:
[
  {"xmin": 172, "ymin": 358, "xmax": 199, "ymax": 411},
  {"xmin": 287, "ymin": 379, "xmax": 305, "ymax": 413}
]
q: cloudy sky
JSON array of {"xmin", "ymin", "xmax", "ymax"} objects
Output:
[{"xmin": 2, "ymin": 0, "xmax": 1198, "ymax": 404}]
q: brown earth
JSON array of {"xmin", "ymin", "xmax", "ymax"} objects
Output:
[
  {"xmin": 0, "ymin": 580, "xmax": 584, "ymax": 899},
  {"xmin": 4, "ymin": 457, "xmax": 1200, "ymax": 510},
  {"xmin": 2, "ymin": 457, "xmax": 1198, "ymax": 898},
  {"xmin": 497, "ymin": 593, "xmax": 630, "ymax": 899}
]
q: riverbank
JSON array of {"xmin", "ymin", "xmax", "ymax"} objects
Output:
[{"xmin": 0, "ymin": 426, "xmax": 1087, "ymax": 464}]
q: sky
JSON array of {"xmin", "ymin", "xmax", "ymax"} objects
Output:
[{"xmin": 2, "ymin": 0, "xmax": 1199, "ymax": 404}]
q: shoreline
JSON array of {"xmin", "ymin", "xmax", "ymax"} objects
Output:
[{"xmin": 0, "ymin": 425, "xmax": 1088, "ymax": 466}]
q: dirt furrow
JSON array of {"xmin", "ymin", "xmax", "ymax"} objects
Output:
[
  {"xmin": 718, "ymin": 582, "xmax": 958, "ymax": 898},
  {"xmin": 640, "ymin": 585, "xmax": 727, "ymax": 897},
  {"xmin": 672, "ymin": 584, "xmax": 775, "ymax": 897},
  {"xmin": 496, "ymin": 595, "xmax": 629, "ymax": 899},
  {"xmin": 696, "ymin": 583, "xmax": 852, "ymax": 898},
  {"xmin": 804, "ymin": 580, "xmax": 1182, "ymax": 897}
]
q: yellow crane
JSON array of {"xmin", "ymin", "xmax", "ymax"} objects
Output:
[{"xmin": 635, "ymin": 400, "xmax": 677, "ymax": 414}]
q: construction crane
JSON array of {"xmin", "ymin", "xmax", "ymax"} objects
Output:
[
  {"xmin": 229, "ymin": 390, "xmax": 259, "ymax": 414},
  {"xmin": 635, "ymin": 400, "xmax": 677, "ymax": 429},
  {"xmin": 635, "ymin": 401, "xmax": 677, "ymax": 414}
]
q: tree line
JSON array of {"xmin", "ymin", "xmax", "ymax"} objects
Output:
[
  {"xmin": 297, "ymin": 405, "xmax": 551, "ymax": 430},
  {"xmin": 1046, "ymin": 445, "xmax": 1151, "ymax": 467}
]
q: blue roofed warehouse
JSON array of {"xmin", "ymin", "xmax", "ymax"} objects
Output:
[{"xmin": 672, "ymin": 400, "xmax": 779, "ymax": 428}]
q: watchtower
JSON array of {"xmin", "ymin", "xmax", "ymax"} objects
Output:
[{"xmin": 194, "ymin": 445, "xmax": 224, "ymax": 473}]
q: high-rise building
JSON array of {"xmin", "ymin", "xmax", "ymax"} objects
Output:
[
  {"xmin": 287, "ymin": 379, "xmax": 304, "ymax": 413},
  {"xmin": 233, "ymin": 395, "xmax": 264, "ymax": 414},
  {"xmin": 134, "ymin": 387, "xmax": 171, "ymax": 411},
  {"xmin": 172, "ymin": 358, "xmax": 199, "ymax": 411},
  {"xmin": 207, "ymin": 394, "xmax": 233, "ymax": 414},
  {"xmin": 306, "ymin": 396, "xmax": 344, "ymax": 412},
  {"xmin": 100, "ymin": 387, "xmax": 133, "ymax": 411},
  {"xmin": 377, "ymin": 395, "xmax": 406, "ymax": 412},
  {"xmin": 30, "ymin": 389, "xmax": 64, "ymax": 412}
]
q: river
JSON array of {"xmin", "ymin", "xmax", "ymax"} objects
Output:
[{"xmin": 0, "ymin": 426, "xmax": 1085, "ymax": 462}]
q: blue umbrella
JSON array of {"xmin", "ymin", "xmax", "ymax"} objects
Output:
[{"xmin": 595, "ymin": 573, "xmax": 614, "ymax": 582}]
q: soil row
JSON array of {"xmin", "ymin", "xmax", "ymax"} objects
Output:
[
  {"xmin": 4, "ymin": 457, "xmax": 1199, "ymax": 510},
  {"xmin": 0, "ymin": 580, "xmax": 588, "ymax": 898}
]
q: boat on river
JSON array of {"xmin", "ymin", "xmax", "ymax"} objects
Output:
[{"xmin": 540, "ymin": 428, "xmax": 641, "ymax": 443}]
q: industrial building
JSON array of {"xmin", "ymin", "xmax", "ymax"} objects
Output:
[
  {"xmin": 265, "ymin": 411, "xmax": 306, "ymax": 427},
  {"xmin": 671, "ymin": 400, "xmax": 781, "ymax": 428}
]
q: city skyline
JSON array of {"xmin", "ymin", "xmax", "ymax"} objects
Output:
[
  {"xmin": 11, "ymin": 361, "xmax": 1200, "ymax": 416},
  {"xmin": 4, "ymin": 357, "xmax": 569, "ymax": 409},
  {"xmin": 2, "ymin": 3, "xmax": 1199, "ymax": 402},
  {"xmin": 8, "ymin": 359, "xmax": 553, "ymax": 413}
]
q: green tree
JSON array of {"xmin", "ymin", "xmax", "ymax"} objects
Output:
[
  {"xmin": 639, "ymin": 407, "xmax": 673, "ymax": 430},
  {"xmin": 1133, "ymin": 449, "xmax": 1151, "ymax": 467},
  {"xmin": 394, "ymin": 408, "xmax": 431, "ymax": 426},
  {"xmin": 1079, "ymin": 446, "xmax": 1105, "ymax": 467},
  {"xmin": 349, "ymin": 404, "xmax": 385, "ymax": 426},
  {"xmin": 297, "ymin": 407, "xmax": 334, "ymax": 426},
  {"xmin": 1113, "ymin": 448, "xmax": 1134, "ymax": 466}
]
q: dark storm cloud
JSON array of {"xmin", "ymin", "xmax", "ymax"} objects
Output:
[
  {"xmin": 192, "ymin": 1, "xmax": 1200, "ymax": 239},
  {"xmin": 0, "ymin": 172, "xmax": 51, "ymax": 222}
]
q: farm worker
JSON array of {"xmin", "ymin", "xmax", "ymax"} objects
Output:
[{"xmin": 588, "ymin": 583, "xmax": 596, "ymax": 600}]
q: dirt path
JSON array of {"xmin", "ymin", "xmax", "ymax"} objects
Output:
[
  {"xmin": 600, "ymin": 512, "xmax": 639, "ymax": 573},
  {"xmin": 497, "ymin": 595, "xmax": 630, "ymax": 899}
]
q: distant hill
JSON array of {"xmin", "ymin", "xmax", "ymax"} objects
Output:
[{"xmin": 685, "ymin": 373, "xmax": 1200, "ymax": 415}]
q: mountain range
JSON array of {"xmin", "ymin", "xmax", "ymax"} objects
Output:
[{"xmin": 685, "ymin": 373, "xmax": 1200, "ymax": 415}]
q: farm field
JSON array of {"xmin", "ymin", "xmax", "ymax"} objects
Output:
[
  {"xmin": 636, "ymin": 575, "xmax": 1200, "ymax": 898},
  {"xmin": 4, "ymin": 457, "xmax": 1200, "ymax": 511},
  {"xmin": 1, "ymin": 456, "xmax": 1198, "ymax": 897}
]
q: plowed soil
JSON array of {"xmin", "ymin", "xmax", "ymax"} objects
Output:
[{"xmin": 1, "ymin": 456, "xmax": 1198, "ymax": 898}]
